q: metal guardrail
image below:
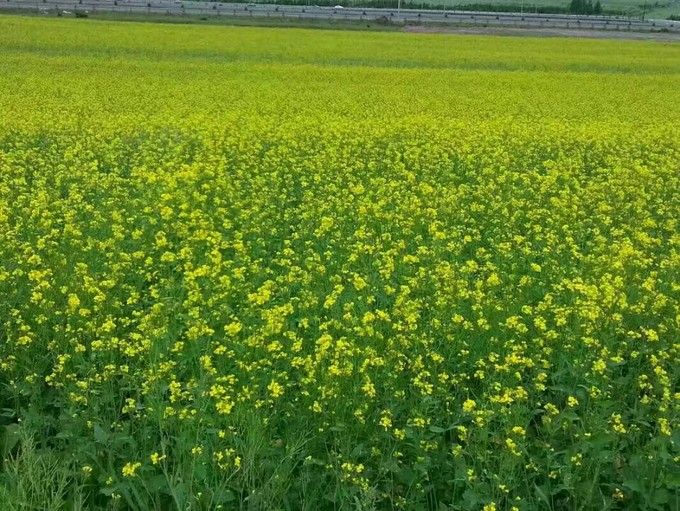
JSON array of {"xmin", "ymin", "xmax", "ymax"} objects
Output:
[{"xmin": 3, "ymin": 0, "xmax": 679, "ymax": 31}]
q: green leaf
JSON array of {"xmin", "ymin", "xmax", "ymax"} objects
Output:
[
  {"xmin": 144, "ymin": 474, "xmax": 168, "ymax": 493},
  {"xmin": 396, "ymin": 467, "xmax": 416, "ymax": 485},
  {"xmin": 213, "ymin": 487, "xmax": 236, "ymax": 503},
  {"xmin": 100, "ymin": 486, "xmax": 116, "ymax": 496},
  {"xmin": 651, "ymin": 488, "xmax": 669, "ymax": 507},
  {"xmin": 94, "ymin": 424, "xmax": 108, "ymax": 444},
  {"xmin": 622, "ymin": 477, "xmax": 643, "ymax": 494},
  {"xmin": 0, "ymin": 423, "xmax": 20, "ymax": 457},
  {"xmin": 0, "ymin": 409, "xmax": 15, "ymax": 426},
  {"xmin": 534, "ymin": 483, "xmax": 552, "ymax": 508},
  {"xmin": 462, "ymin": 488, "xmax": 480, "ymax": 507}
]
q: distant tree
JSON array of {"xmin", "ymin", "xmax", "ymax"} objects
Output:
[
  {"xmin": 594, "ymin": 0, "xmax": 602, "ymax": 13},
  {"xmin": 570, "ymin": 0, "xmax": 598, "ymax": 14}
]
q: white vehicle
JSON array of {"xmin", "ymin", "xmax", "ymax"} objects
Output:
[{"xmin": 334, "ymin": 5, "xmax": 344, "ymax": 8}]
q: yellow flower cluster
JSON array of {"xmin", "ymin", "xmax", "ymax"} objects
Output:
[{"xmin": 0, "ymin": 14, "xmax": 678, "ymax": 511}]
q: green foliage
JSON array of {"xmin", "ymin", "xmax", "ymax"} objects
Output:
[
  {"xmin": 569, "ymin": 0, "xmax": 603, "ymax": 14},
  {"xmin": 0, "ymin": 433, "xmax": 86, "ymax": 511}
]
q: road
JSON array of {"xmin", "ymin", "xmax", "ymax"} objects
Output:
[{"xmin": 3, "ymin": 0, "xmax": 679, "ymax": 33}]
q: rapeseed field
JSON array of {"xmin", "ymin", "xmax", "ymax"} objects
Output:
[{"xmin": 0, "ymin": 15, "xmax": 678, "ymax": 511}]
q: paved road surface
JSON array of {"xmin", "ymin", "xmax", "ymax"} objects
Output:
[{"xmin": 3, "ymin": 0, "xmax": 679, "ymax": 33}]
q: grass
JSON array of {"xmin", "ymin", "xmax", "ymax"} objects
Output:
[
  {"xmin": 89, "ymin": 10, "xmax": 402, "ymax": 30},
  {"xmin": 0, "ymin": 433, "xmax": 87, "ymax": 511},
  {"xmin": 4, "ymin": 8, "xmax": 405, "ymax": 31},
  {"xmin": 0, "ymin": 14, "xmax": 679, "ymax": 511}
]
